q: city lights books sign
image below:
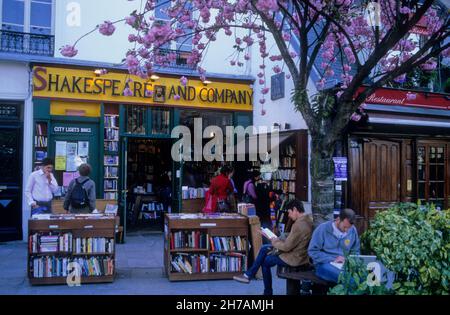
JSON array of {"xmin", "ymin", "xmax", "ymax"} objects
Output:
[{"xmin": 32, "ymin": 66, "xmax": 253, "ymax": 111}]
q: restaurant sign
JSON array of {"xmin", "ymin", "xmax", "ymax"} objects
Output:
[{"xmin": 357, "ymin": 87, "xmax": 450, "ymax": 110}]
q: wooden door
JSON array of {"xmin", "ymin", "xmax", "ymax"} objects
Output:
[{"xmin": 363, "ymin": 140, "xmax": 401, "ymax": 219}]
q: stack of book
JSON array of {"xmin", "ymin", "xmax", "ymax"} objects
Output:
[
  {"xmin": 104, "ymin": 128, "xmax": 119, "ymax": 141},
  {"xmin": 104, "ymin": 115, "xmax": 119, "ymax": 128},
  {"xmin": 209, "ymin": 236, "xmax": 247, "ymax": 251},
  {"xmin": 209, "ymin": 253, "xmax": 247, "ymax": 273},
  {"xmin": 29, "ymin": 233, "xmax": 73, "ymax": 253},
  {"xmin": 170, "ymin": 230, "xmax": 208, "ymax": 249},
  {"xmin": 30, "ymin": 256, "xmax": 114, "ymax": 278},
  {"xmin": 104, "ymin": 166, "xmax": 118, "ymax": 178},
  {"xmin": 73, "ymin": 237, "xmax": 114, "ymax": 254},
  {"xmin": 170, "ymin": 254, "xmax": 208, "ymax": 274}
]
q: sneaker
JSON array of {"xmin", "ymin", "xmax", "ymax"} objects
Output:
[{"xmin": 233, "ymin": 274, "xmax": 250, "ymax": 284}]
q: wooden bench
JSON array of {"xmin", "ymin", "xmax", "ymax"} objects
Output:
[{"xmin": 277, "ymin": 265, "xmax": 333, "ymax": 295}]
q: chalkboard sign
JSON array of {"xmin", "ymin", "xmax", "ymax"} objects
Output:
[{"xmin": 271, "ymin": 73, "xmax": 285, "ymax": 101}]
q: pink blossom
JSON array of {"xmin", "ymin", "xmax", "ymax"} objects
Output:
[
  {"xmin": 420, "ymin": 59, "xmax": 437, "ymax": 72},
  {"xmin": 244, "ymin": 54, "xmax": 250, "ymax": 60},
  {"xmin": 273, "ymin": 65, "xmax": 281, "ymax": 73},
  {"xmin": 350, "ymin": 113, "xmax": 362, "ymax": 122},
  {"xmin": 406, "ymin": 92, "xmax": 417, "ymax": 101},
  {"xmin": 99, "ymin": 21, "xmax": 116, "ymax": 36},
  {"xmin": 286, "ymin": 74, "xmax": 291, "ymax": 79},
  {"xmin": 180, "ymin": 76, "xmax": 188, "ymax": 87},
  {"xmin": 259, "ymin": 79, "xmax": 265, "ymax": 85},
  {"xmin": 399, "ymin": 7, "xmax": 411, "ymax": 14},
  {"xmin": 126, "ymin": 15, "xmax": 137, "ymax": 26},
  {"xmin": 123, "ymin": 87, "xmax": 133, "ymax": 97},
  {"xmin": 261, "ymin": 109, "xmax": 266, "ymax": 116},
  {"xmin": 174, "ymin": 95, "xmax": 181, "ymax": 101},
  {"xmin": 145, "ymin": 90, "xmax": 153, "ymax": 97},
  {"xmin": 261, "ymin": 87, "xmax": 269, "ymax": 95},
  {"xmin": 257, "ymin": 72, "xmax": 264, "ymax": 78},
  {"xmin": 60, "ymin": 45, "xmax": 78, "ymax": 57},
  {"xmin": 259, "ymin": 99, "xmax": 266, "ymax": 104}
]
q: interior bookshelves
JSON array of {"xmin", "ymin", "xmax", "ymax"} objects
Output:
[
  {"xmin": 104, "ymin": 104, "xmax": 119, "ymax": 200},
  {"xmin": 164, "ymin": 213, "xmax": 249, "ymax": 281},
  {"xmin": 34, "ymin": 121, "xmax": 48, "ymax": 168},
  {"xmin": 248, "ymin": 131, "xmax": 308, "ymax": 234},
  {"xmin": 28, "ymin": 217, "xmax": 116, "ymax": 285}
]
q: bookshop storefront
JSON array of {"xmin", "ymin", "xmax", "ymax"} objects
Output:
[
  {"xmin": 31, "ymin": 64, "xmax": 253, "ymax": 235},
  {"xmin": 345, "ymin": 87, "xmax": 450, "ymax": 231}
]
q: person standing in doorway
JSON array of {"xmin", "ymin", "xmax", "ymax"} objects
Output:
[
  {"xmin": 242, "ymin": 170, "xmax": 260, "ymax": 204},
  {"xmin": 64, "ymin": 163, "xmax": 96, "ymax": 214},
  {"xmin": 25, "ymin": 158, "xmax": 59, "ymax": 214},
  {"xmin": 204, "ymin": 165, "xmax": 234, "ymax": 213}
]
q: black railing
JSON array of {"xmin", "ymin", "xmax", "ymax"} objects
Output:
[
  {"xmin": 155, "ymin": 48, "xmax": 195, "ymax": 70},
  {"xmin": 0, "ymin": 30, "xmax": 54, "ymax": 56}
]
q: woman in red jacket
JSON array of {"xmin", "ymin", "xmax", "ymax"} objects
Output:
[{"xmin": 203, "ymin": 165, "xmax": 233, "ymax": 213}]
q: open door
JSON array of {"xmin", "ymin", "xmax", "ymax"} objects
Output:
[{"xmin": 119, "ymin": 136, "xmax": 128, "ymax": 242}]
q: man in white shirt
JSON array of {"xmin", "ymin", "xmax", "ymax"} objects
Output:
[{"xmin": 25, "ymin": 158, "xmax": 59, "ymax": 213}]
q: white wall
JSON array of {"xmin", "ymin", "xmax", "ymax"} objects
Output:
[{"xmin": 0, "ymin": 61, "xmax": 33, "ymax": 241}]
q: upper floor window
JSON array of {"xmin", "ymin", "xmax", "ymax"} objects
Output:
[
  {"xmin": 1, "ymin": 0, "xmax": 53, "ymax": 34},
  {"xmin": 155, "ymin": 0, "xmax": 192, "ymax": 52}
]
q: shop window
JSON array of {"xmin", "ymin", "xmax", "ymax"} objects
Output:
[
  {"xmin": 125, "ymin": 105, "xmax": 146, "ymax": 135},
  {"xmin": 151, "ymin": 108, "xmax": 170, "ymax": 135},
  {"xmin": 417, "ymin": 143, "xmax": 447, "ymax": 209},
  {"xmin": 2, "ymin": 0, "xmax": 53, "ymax": 34}
]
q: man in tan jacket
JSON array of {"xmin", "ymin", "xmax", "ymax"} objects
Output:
[{"xmin": 233, "ymin": 199, "xmax": 313, "ymax": 295}]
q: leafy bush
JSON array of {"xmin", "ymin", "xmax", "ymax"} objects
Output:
[
  {"xmin": 362, "ymin": 203, "xmax": 450, "ymax": 295},
  {"xmin": 328, "ymin": 256, "xmax": 393, "ymax": 295}
]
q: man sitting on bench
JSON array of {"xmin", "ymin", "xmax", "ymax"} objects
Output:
[
  {"xmin": 307, "ymin": 208, "xmax": 360, "ymax": 284},
  {"xmin": 233, "ymin": 199, "xmax": 313, "ymax": 295}
]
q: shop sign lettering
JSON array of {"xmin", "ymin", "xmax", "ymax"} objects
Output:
[
  {"xmin": 54, "ymin": 126, "xmax": 92, "ymax": 134},
  {"xmin": 33, "ymin": 67, "xmax": 253, "ymax": 107}
]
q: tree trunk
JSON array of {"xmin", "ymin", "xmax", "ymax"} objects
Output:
[{"xmin": 310, "ymin": 136, "xmax": 335, "ymax": 225}]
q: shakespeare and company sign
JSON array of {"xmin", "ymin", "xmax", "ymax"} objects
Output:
[{"xmin": 32, "ymin": 66, "xmax": 253, "ymax": 111}]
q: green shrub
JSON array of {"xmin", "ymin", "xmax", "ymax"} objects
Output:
[
  {"xmin": 363, "ymin": 203, "xmax": 450, "ymax": 295},
  {"xmin": 328, "ymin": 256, "xmax": 393, "ymax": 295}
]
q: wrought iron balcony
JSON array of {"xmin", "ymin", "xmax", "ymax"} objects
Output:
[
  {"xmin": 155, "ymin": 48, "xmax": 195, "ymax": 70},
  {"xmin": 0, "ymin": 30, "xmax": 54, "ymax": 56}
]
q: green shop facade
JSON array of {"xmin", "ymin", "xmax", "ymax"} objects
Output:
[{"xmin": 32, "ymin": 64, "xmax": 254, "ymax": 238}]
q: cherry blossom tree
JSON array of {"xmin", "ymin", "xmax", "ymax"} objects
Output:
[{"xmin": 61, "ymin": 0, "xmax": 450, "ymax": 218}]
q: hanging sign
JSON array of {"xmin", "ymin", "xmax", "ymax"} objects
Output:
[{"xmin": 333, "ymin": 157, "xmax": 348, "ymax": 181}]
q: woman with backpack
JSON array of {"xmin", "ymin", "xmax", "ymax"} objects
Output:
[
  {"xmin": 242, "ymin": 170, "xmax": 261, "ymax": 204},
  {"xmin": 64, "ymin": 163, "xmax": 96, "ymax": 214}
]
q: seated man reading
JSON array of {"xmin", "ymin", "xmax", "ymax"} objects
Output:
[
  {"xmin": 233, "ymin": 199, "xmax": 313, "ymax": 295},
  {"xmin": 308, "ymin": 208, "xmax": 360, "ymax": 284}
]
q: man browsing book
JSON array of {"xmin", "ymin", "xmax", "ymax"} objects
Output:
[
  {"xmin": 233, "ymin": 199, "xmax": 313, "ymax": 295},
  {"xmin": 307, "ymin": 208, "xmax": 360, "ymax": 284}
]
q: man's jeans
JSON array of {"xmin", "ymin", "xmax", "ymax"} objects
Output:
[
  {"xmin": 245, "ymin": 244, "xmax": 289, "ymax": 295},
  {"xmin": 315, "ymin": 263, "xmax": 342, "ymax": 283}
]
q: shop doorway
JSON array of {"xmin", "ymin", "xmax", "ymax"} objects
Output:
[
  {"xmin": 0, "ymin": 103, "xmax": 23, "ymax": 241},
  {"xmin": 124, "ymin": 138, "xmax": 173, "ymax": 232}
]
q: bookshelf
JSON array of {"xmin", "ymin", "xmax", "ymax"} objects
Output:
[
  {"xmin": 104, "ymin": 112, "xmax": 119, "ymax": 200},
  {"xmin": 28, "ymin": 216, "xmax": 117, "ymax": 285},
  {"xmin": 34, "ymin": 122, "xmax": 48, "ymax": 168},
  {"xmin": 164, "ymin": 213, "xmax": 249, "ymax": 281}
]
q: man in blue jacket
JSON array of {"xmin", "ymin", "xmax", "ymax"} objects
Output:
[{"xmin": 308, "ymin": 208, "xmax": 360, "ymax": 283}]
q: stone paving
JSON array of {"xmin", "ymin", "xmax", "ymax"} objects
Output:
[{"xmin": 0, "ymin": 231, "xmax": 285, "ymax": 295}]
